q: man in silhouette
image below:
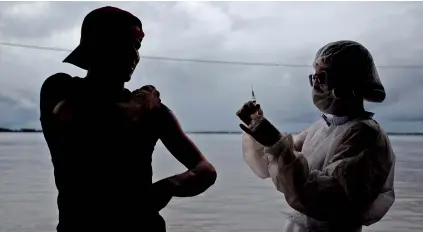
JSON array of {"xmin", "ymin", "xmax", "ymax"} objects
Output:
[{"xmin": 40, "ymin": 6, "xmax": 217, "ymax": 232}]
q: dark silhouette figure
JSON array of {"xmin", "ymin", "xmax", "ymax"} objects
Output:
[{"xmin": 39, "ymin": 6, "xmax": 217, "ymax": 232}]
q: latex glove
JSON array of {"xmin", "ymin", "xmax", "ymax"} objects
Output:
[
  {"xmin": 236, "ymin": 101, "xmax": 281, "ymax": 147},
  {"xmin": 236, "ymin": 101, "xmax": 264, "ymax": 125},
  {"xmin": 240, "ymin": 114, "xmax": 282, "ymax": 147}
]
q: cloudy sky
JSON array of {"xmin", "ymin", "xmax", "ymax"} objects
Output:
[{"xmin": 0, "ymin": 1, "xmax": 422, "ymax": 132}]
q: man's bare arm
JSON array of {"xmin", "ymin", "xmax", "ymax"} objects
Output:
[
  {"xmin": 157, "ymin": 109, "xmax": 217, "ymax": 197},
  {"xmin": 40, "ymin": 73, "xmax": 73, "ymax": 151}
]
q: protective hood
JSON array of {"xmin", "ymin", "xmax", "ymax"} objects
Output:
[{"xmin": 311, "ymin": 40, "xmax": 386, "ymax": 115}]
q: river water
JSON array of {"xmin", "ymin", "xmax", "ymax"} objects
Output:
[{"xmin": 0, "ymin": 133, "xmax": 422, "ymax": 232}]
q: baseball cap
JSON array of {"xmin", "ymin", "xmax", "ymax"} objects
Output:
[{"xmin": 63, "ymin": 6, "xmax": 144, "ymax": 70}]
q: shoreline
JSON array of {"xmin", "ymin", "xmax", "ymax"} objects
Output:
[{"xmin": 0, "ymin": 130, "xmax": 422, "ymax": 136}]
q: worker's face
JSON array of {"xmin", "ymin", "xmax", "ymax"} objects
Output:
[
  {"xmin": 309, "ymin": 65, "xmax": 329, "ymax": 87},
  {"xmin": 311, "ymin": 65, "xmax": 362, "ymax": 116},
  {"xmin": 311, "ymin": 65, "xmax": 334, "ymax": 114},
  {"xmin": 91, "ymin": 25, "xmax": 143, "ymax": 83}
]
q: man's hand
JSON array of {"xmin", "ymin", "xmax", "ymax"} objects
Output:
[
  {"xmin": 132, "ymin": 85, "xmax": 161, "ymax": 110},
  {"xmin": 236, "ymin": 101, "xmax": 281, "ymax": 147},
  {"xmin": 118, "ymin": 85, "xmax": 162, "ymax": 121},
  {"xmin": 151, "ymin": 179, "xmax": 174, "ymax": 212}
]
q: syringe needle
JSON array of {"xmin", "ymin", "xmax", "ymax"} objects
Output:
[{"xmin": 251, "ymin": 85, "xmax": 256, "ymax": 104}]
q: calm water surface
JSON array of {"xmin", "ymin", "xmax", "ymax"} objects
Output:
[{"xmin": 0, "ymin": 133, "xmax": 422, "ymax": 232}]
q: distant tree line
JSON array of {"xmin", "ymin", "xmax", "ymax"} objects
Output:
[{"xmin": 0, "ymin": 128, "xmax": 42, "ymax": 132}]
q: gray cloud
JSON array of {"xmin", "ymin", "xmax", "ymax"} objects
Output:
[
  {"xmin": 0, "ymin": 91, "xmax": 38, "ymax": 129},
  {"xmin": 0, "ymin": 2, "xmax": 422, "ymax": 132}
]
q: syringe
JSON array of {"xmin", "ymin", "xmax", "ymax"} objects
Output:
[{"xmin": 251, "ymin": 85, "xmax": 256, "ymax": 104}]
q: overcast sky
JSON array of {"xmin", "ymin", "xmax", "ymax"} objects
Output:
[{"xmin": 0, "ymin": 1, "xmax": 422, "ymax": 132}]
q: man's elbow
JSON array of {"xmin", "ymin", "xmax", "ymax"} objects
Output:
[
  {"xmin": 204, "ymin": 161, "xmax": 217, "ymax": 187},
  {"xmin": 197, "ymin": 160, "xmax": 217, "ymax": 188}
]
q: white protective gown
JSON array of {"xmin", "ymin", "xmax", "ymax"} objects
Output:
[{"xmin": 242, "ymin": 114, "xmax": 396, "ymax": 232}]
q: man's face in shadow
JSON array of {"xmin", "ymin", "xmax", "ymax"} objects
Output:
[{"xmin": 90, "ymin": 25, "xmax": 143, "ymax": 83}]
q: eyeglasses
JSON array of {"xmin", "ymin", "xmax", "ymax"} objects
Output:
[{"xmin": 309, "ymin": 71, "xmax": 328, "ymax": 86}]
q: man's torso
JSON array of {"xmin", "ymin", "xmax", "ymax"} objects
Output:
[{"xmin": 40, "ymin": 73, "xmax": 167, "ymax": 230}]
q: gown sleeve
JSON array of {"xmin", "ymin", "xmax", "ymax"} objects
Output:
[
  {"xmin": 263, "ymin": 121, "xmax": 395, "ymax": 224},
  {"xmin": 241, "ymin": 127, "xmax": 309, "ymax": 179}
]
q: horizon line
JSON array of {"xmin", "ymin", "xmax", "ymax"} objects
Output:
[{"xmin": 0, "ymin": 128, "xmax": 422, "ymax": 135}]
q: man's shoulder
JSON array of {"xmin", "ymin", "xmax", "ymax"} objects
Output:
[
  {"xmin": 40, "ymin": 73, "xmax": 83, "ymax": 119},
  {"xmin": 41, "ymin": 73, "xmax": 73, "ymax": 90},
  {"xmin": 40, "ymin": 73, "xmax": 84, "ymax": 97}
]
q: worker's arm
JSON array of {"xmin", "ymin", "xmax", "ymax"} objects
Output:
[
  {"xmin": 154, "ymin": 106, "xmax": 217, "ymax": 198},
  {"xmin": 265, "ymin": 122, "xmax": 394, "ymax": 223},
  {"xmin": 241, "ymin": 132, "xmax": 270, "ymax": 179},
  {"xmin": 241, "ymin": 127, "xmax": 310, "ymax": 179},
  {"xmin": 237, "ymin": 101, "xmax": 310, "ymax": 179}
]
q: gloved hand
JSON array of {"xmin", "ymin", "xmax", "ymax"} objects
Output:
[
  {"xmin": 236, "ymin": 101, "xmax": 281, "ymax": 147},
  {"xmin": 236, "ymin": 101, "xmax": 263, "ymax": 125}
]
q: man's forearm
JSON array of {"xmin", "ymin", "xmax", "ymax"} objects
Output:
[{"xmin": 165, "ymin": 161, "xmax": 217, "ymax": 197}]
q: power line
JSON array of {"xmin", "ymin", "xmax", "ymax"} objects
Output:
[
  {"xmin": 0, "ymin": 42, "xmax": 307, "ymax": 67},
  {"xmin": 1, "ymin": 41, "xmax": 423, "ymax": 69}
]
